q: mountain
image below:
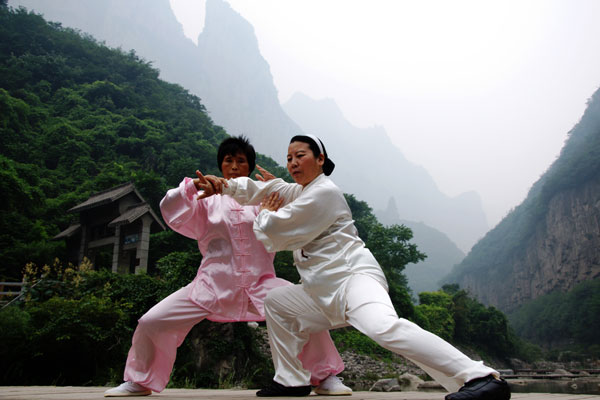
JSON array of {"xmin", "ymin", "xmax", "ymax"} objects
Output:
[
  {"xmin": 444, "ymin": 86, "xmax": 600, "ymax": 313},
  {"xmin": 283, "ymin": 93, "xmax": 488, "ymax": 251},
  {"xmin": 8, "ymin": 0, "xmax": 201, "ymax": 86},
  {"xmin": 377, "ymin": 198, "xmax": 465, "ymax": 296},
  {"xmin": 9, "ymin": 0, "xmax": 298, "ymax": 162},
  {"xmin": 194, "ymin": 0, "xmax": 301, "ymax": 159},
  {"xmin": 0, "ymin": 3, "xmax": 243, "ymax": 279},
  {"xmin": 0, "ymin": 4, "xmax": 527, "ymax": 375},
  {"xmin": 10, "ymin": 0, "xmax": 488, "ymax": 251}
]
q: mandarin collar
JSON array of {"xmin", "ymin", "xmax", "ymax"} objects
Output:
[{"xmin": 302, "ymin": 173, "xmax": 326, "ymax": 191}]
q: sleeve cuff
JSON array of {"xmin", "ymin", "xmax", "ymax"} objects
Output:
[
  {"xmin": 222, "ymin": 178, "xmax": 238, "ymax": 197},
  {"xmin": 182, "ymin": 177, "xmax": 200, "ymax": 201}
]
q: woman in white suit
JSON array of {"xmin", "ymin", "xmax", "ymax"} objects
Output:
[{"xmin": 197, "ymin": 134, "xmax": 510, "ymax": 400}]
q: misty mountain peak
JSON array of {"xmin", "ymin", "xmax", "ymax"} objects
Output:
[
  {"xmin": 10, "ymin": 0, "xmax": 188, "ymax": 48},
  {"xmin": 284, "ymin": 91, "xmax": 488, "ymax": 252},
  {"xmin": 286, "ymin": 92, "xmax": 351, "ymax": 130},
  {"xmin": 201, "ymin": 0, "xmax": 260, "ymax": 58},
  {"xmin": 386, "ymin": 197, "xmax": 399, "ymax": 215},
  {"xmin": 193, "ymin": 0, "xmax": 302, "ymax": 160},
  {"xmin": 379, "ymin": 197, "xmax": 400, "ymax": 222},
  {"xmin": 12, "ymin": 0, "xmax": 488, "ymax": 252}
]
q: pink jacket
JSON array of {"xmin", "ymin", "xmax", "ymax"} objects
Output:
[{"xmin": 159, "ymin": 177, "xmax": 291, "ymax": 322}]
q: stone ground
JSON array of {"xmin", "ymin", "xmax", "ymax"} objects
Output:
[{"xmin": 1, "ymin": 387, "xmax": 600, "ymax": 400}]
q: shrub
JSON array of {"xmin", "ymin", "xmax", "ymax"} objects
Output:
[{"xmin": 0, "ymin": 295, "xmax": 130, "ymax": 385}]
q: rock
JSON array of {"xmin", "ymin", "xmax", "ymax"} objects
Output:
[
  {"xmin": 370, "ymin": 378, "xmax": 398, "ymax": 392},
  {"xmin": 369, "ymin": 374, "xmax": 427, "ymax": 392},
  {"xmin": 497, "ymin": 369, "xmax": 514, "ymax": 376},
  {"xmin": 509, "ymin": 358, "xmax": 530, "ymax": 370},
  {"xmin": 554, "ymin": 369, "xmax": 572, "ymax": 375},
  {"xmin": 397, "ymin": 373, "xmax": 424, "ymax": 391}
]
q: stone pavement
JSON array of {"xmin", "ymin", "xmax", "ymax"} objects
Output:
[{"xmin": 1, "ymin": 387, "xmax": 600, "ymax": 400}]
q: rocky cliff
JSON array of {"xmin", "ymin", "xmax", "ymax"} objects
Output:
[
  {"xmin": 195, "ymin": 0, "xmax": 300, "ymax": 160},
  {"xmin": 460, "ymin": 175, "xmax": 600, "ymax": 312},
  {"xmin": 446, "ymin": 87, "xmax": 600, "ymax": 312},
  {"xmin": 8, "ymin": 0, "xmax": 201, "ymax": 86}
]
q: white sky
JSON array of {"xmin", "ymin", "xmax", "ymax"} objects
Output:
[{"xmin": 170, "ymin": 0, "xmax": 600, "ymax": 227}]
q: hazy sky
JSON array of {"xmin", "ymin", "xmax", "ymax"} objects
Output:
[{"xmin": 170, "ymin": 0, "xmax": 600, "ymax": 227}]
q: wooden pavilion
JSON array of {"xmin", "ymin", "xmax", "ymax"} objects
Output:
[{"xmin": 53, "ymin": 182, "xmax": 165, "ymax": 274}]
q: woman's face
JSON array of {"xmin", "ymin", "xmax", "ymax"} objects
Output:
[
  {"xmin": 221, "ymin": 152, "xmax": 250, "ymax": 179},
  {"xmin": 287, "ymin": 141, "xmax": 324, "ymax": 186}
]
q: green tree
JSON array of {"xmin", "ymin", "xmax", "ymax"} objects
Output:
[
  {"xmin": 442, "ymin": 285, "xmax": 516, "ymax": 359},
  {"xmin": 345, "ymin": 194, "xmax": 425, "ymax": 318}
]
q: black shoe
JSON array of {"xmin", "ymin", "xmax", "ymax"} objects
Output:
[
  {"xmin": 445, "ymin": 374, "xmax": 510, "ymax": 400},
  {"xmin": 256, "ymin": 380, "xmax": 311, "ymax": 397}
]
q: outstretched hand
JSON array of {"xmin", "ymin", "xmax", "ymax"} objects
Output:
[
  {"xmin": 255, "ymin": 165, "xmax": 276, "ymax": 181},
  {"xmin": 194, "ymin": 170, "xmax": 228, "ymax": 199},
  {"xmin": 260, "ymin": 192, "xmax": 284, "ymax": 212}
]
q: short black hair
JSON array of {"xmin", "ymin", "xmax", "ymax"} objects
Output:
[
  {"xmin": 290, "ymin": 135, "xmax": 335, "ymax": 176},
  {"xmin": 217, "ymin": 135, "xmax": 256, "ymax": 176}
]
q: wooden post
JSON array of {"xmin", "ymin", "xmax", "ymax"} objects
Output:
[{"xmin": 112, "ymin": 225, "xmax": 121, "ymax": 273}]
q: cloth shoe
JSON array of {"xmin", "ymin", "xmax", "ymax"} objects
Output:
[
  {"xmin": 104, "ymin": 381, "xmax": 152, "ymax": 397},
  {"xmin": 445, "ymin": 374, "xmax": 510, "ymax": 400},
  {"xmin": 314, "ymin": 375, "xmax": 352, "ymax": 395},
  {"xmin": 256, "ymin": 380, "xmax": 311, "ymax": 397}
]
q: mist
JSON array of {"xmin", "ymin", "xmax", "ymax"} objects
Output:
[{"xmin": 171, "ymin": 0, "xmax": 600, "ymax": 227}]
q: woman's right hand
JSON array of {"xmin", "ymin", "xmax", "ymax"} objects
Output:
[{"xmin": 260, "ymin": 192, "xmax": 284, "ymax": 212}]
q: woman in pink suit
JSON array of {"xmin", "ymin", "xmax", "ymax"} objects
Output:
[{"xmin": 104, "ymin": 136, "xmax": 348, "ymax": 397}]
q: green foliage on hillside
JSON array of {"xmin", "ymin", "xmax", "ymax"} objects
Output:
[
  {"xmin": 413, "ymin": 284, "xmax": 531, "ymax": 361},
  {"xmin": 0, "ymin": 6, "xmax": 286, "ymax": 279},
  {"xmin": 508, "ymin": 279, "xmax": 600, "ymax": 359},
  {"xmin": 446, "ymin": 88, "xmax": 600, "ymax": 284}
]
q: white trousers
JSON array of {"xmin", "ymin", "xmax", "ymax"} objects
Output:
[{"xmin": 264, "ymin": 274, "xmax": 498, "ymax": 392}]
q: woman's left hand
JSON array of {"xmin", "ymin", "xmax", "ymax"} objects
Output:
[
  {"xmin": 255, "ymin": 164, "xmax": 276, "ymax": 181},
  {"xmin": 195, "ymin": 170, "xmax": 228, "ymax": 199},
  {"xmin": 260, "ymin": 192, "xmax": 284, "ymax": 212}
]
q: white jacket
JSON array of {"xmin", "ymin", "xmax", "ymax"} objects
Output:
[{"xmin": 223, "ymin": 173, "xmax": 388, "ymax": 325}]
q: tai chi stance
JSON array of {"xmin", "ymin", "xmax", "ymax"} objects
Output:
[
  {"xmin": 197, "ymin": 134, "xmax": 511, "ymax": 400},
  {"xmin": 105, "ymin": 136, "xmax": 349, "ymax": 397}
]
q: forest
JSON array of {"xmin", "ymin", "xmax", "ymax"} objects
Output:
[
  {"xmin": 0, "ymin": 4, "xmax": 531, "ymax": 387},
  {"xmin": 509, "ymin": 279, "xmax": 600, "ymax": 360}
]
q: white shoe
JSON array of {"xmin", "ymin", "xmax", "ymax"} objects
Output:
[
  {"xmin": 314, "ymin": 375, "xmax": 353, "ymax": 396},
  {"xmin": 104, "ymin": 382, "xmax": 152, "ymax": 397}
]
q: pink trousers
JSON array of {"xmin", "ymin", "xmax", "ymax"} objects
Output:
[{"xmin": 123, "ymin": 283, "xmax": 344, "ymax": 392}]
